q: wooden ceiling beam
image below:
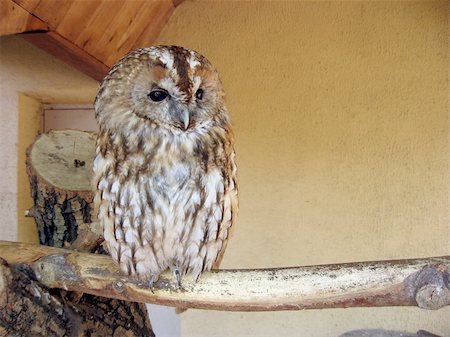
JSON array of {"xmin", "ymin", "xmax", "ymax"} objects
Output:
[
  {"xmin": 108, "ymin": 0, "xmax": 174, "ymax": 66},
  {"xmin": 10, "ymin": 0, "xmax": 40, "ymax": 12},
  {"xmin": 3, "ymin": 0, "xmax": 182, "ymax": 81},
  {"xmin": 31, "ymin": 0, "xmax": 74, "ymax": 31},
  {"xmin": 21, "ymin": 31, "xmax": 109, "ymax": 81},
  {"xmin": 0, "ymin": 0, "xmax": 48, "ymax": 35},
  {"xmin": 2, "ymin": 0, "xmax": 107, "ymax": 80},
  {"xmin": 172, "ymin": 0, "xmax": 185, "ymax": 7}
]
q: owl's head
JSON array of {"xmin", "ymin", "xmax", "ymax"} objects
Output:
[{"xmin": 95, "ymin": 46, "xmax": 229, "ymax": 134}]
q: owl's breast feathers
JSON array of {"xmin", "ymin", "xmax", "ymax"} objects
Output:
[{"xmin": 94, "ymin": 124, "xmax": 238, "ymax": 280}]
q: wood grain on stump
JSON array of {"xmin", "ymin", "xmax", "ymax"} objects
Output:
[{"xmin": 26, "ymin": 130, "xmax": 96, "ymax": 247}]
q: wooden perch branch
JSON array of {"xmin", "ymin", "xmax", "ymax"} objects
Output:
[{"xmin": 1, "ymin": 240, "xmax": 449, "ymax": 312}]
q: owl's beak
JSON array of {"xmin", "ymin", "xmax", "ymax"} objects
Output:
[
  {"xmin": 169, "ymin": 103, "xmax": 190, "ymax": 130},
  {"xmin": 181, "ymin": 109, "xmax": 189, "ymax": 130}
]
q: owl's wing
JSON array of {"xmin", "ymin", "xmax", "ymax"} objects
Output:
[
  {"xmin": 176, "ymin": 169, "xmax": 237, "ymax": 315},
  {"xmin": 211, "ymin": 175, "xmax": 238, "ymax": 270}
]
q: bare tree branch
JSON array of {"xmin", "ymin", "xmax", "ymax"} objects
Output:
[{"xmin": 1, "ymin": 240, "xmax": 449, "ymax": 311}]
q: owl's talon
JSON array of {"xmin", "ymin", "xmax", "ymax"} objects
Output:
[
  {"xmin": 174, "ymin": 269, "xmax": 182, "ymax": 288},
  {"xmin": 148, "ymin": 277, "xmax": 155, "ymax": 293}
]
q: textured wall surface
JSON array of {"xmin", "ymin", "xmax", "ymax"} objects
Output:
[
  {"xmin": 157, "ymin": 1, "xmax": 450, "ymax": 336},
  {"xmin": 0, "ymin": 36, "xmax": 98, "ymax": 242}
]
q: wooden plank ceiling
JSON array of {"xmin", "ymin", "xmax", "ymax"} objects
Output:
[{"xmin": 0, "ymin": 0, "xmax": 183, "ymax": 80}]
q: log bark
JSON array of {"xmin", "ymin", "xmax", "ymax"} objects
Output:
[
  {"xmin": 0, "ymin": 257, "xmax": 154, "ymax": 337},
  {"xmin": 1, "ymin": 241, "xmax": 449, "ymax": 312},
  {"xmin": 26, "ymin": 130, "xmax": 96, "ymax": 248}
]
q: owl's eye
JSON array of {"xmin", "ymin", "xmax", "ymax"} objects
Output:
[
  {"xmin": 195, "ymin": 89, "xmax": 204, "ymax": 100},
  {"xmin": 148, "ymin": 90, "xmax": 169, "ymax": 102}
]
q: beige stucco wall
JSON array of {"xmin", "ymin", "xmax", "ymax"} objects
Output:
[
  {"xmin": 157, "ymin": 1, "xmax": 450, "ymax": 336},
  {"xmin": 0, "ymin": 36, "xmax": 98, "ymax": 243}
]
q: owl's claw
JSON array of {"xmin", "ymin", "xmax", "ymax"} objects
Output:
[
  {"xmin": 148, "ymin": 277, "xmax": 155, "ymax": 293},
  {"xmin": 173, "ymin": 269, "xmax": 182, "ymax": 289}
]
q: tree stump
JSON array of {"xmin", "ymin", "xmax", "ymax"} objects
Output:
[
  {"xmin": 8, "ymin": 129, "xmax": 155, "ymax": 337},
  {"xmin": 26, "ymin": 130, "xmax": 97, "ymax": 247}
]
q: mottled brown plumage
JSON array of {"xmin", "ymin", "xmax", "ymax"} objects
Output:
[{"xmin": 93, "ymin": 46, "xmax": 238, "ymax": 286}]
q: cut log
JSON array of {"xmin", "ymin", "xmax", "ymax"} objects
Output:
[{"xmin": 26, "ymin": 130, "xmax": 96, "ymax": 247}]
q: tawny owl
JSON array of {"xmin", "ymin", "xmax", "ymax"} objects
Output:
[{"xmin": 93, "ymin": 46, "xmax": 238, "ymax": 287}]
